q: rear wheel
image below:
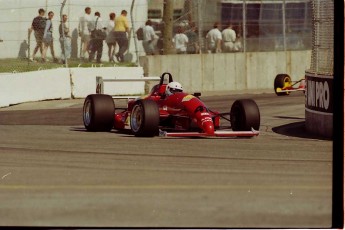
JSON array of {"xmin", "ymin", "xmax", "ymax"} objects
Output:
[
  {"xmin": 83, "ymin": 94, "xmax": 115, "ymax": 132},
  {"xmin": 130, "ymin": 100, "xmax": 159, "ymax": 137},
  {"xmin": 274, "ymin": 74, "xmax": 292, "ymax": 96},
  {"xmin": 230, "ymin": 99, "xmax": 260, "ymax": 131}
]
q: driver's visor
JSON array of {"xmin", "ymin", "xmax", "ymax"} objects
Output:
[{"xmin": 170, "ymin": 88, "xmax": 183, "ymax": 93}]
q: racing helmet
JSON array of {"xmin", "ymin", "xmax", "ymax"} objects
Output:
[{"xmin": 165, "ymin": 81, "xmax": 183, "ymax": 96}]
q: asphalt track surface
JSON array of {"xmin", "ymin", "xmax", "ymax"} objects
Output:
[{"xmin": 0, "ymin": 92, "xmax": 333, "ymax": 228}]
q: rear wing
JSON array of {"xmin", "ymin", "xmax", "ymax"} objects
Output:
[{"xmin": 96, "ymin": 76, "xmax": 161, "ymax": 99}]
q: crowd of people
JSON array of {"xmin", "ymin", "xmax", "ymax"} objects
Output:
[
  {"xmin": 29, "ymin": 7, "xmax": 130, "ymax": 64},
  {"xmin": 28, "ymin": 7, "xmax": 242, "ymax": 64},
  {"xmin": 140, "ymin": 20, "xmax": 242, "ymax": 55}
]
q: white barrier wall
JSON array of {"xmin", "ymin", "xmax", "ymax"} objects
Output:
[
  {"xmin": 0, "ymin": 67, "xmax": 146, "ymax": 108},
  {"xmin": 0, "ymin": 69, "xmax": 71, "ymax": 107},
  {"xmin": 0, "ymin": 51, "xmax": 311, "ymax": 108}
]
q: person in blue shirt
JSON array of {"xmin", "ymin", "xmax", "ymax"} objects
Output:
[{"xmin": 42, "ymin": 11, "xmax": 58, "ymax": 63}]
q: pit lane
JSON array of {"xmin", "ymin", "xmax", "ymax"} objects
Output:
[{"xmin": 0, "ymin": 92, "xmax": 332, "ymax": 227}]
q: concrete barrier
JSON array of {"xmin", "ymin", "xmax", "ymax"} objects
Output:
[
  {"xmin": 0, "ymin": 51, "xmax": 311, "ymax": 108},
  {"xmin": 0, "ymin": 68, "xmax": 71, "ymax": 107},
  {"xmin": 139, "ymin": 50, "xmax": 311, "ymax": 93},
  {"xmin": 0, "ymin": 67, "xmax": 147, "ymax": 108}
]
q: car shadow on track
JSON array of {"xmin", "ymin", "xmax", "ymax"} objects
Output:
[
  {"xmin": 70, "ymin": 127, "xmax": 134, "ymax": 136},
  {"xmin": 272, "ymin": 121, "xmax": 332, "ymax": 141}
]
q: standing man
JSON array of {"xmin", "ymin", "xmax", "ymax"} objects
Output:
[
  {"xmin": 172, "ymin": 26, "xmax": 189, "ymax": 54},
  {"xmin": 206, "ymin": 22, "xmax": 222, "ymax": 53},
  {"xmin": 59, "ymin": 14, "xmax": 71, "ymax": 64},
  {"xmin": 142, "ymin": 20, "xmax": 158, "ymax": 55},
  {"xmin": 221, "ymin": 22, "xmax": 237, "ymax": 52},
  {"xmin": 29, "ymin": 8, "xmax": 46, "ymax": 61},
  {"xmin": 89, "ymin": 12, "xmax": 106, "ymax": 63},
  {"xmin": 78, "ymin": 7, "xmax": 92, "ymax": 61},
  {"xmin": 185, "ymin": 22, "xmax": 200, "ymax": 54},
  {"xmin": 42, "ymin": 11, "xmax": 58, "ymax": 62},
  {"xmin": 114, "ymin": 10, "xmax": 130, "ymax": 62}
]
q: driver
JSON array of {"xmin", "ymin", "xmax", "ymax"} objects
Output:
[{"xmin": 165, "ymin": 81, "xmax": 183, "ymax": 96}]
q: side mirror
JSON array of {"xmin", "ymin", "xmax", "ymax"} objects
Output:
[{"xmin": 193, "ymin": 92, "xmax": 201, "ymax": 97}]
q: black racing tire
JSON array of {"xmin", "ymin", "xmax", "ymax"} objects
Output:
[
  {"xmin": 230, "ymin": 99, "xmax": 260, "ymax": 131},
  {"xmin": 130, "ymin": 100, "xmax": 159, "ymax": 137},
  {"xmin": 83, "ymin": 94, "xmax": 115, "ymax": 132},
  {"xmin": 274, "ymin": 74, "xmax": 292, "ymax": 96}
]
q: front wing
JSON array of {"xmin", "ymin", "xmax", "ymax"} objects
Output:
[
  {"xmin": 159, "ymin": 128, "xmax": 259, "ymax": 138},
  {"xmin": 275, "ymin": 87, "xmax": 305, "ymax": 93}
]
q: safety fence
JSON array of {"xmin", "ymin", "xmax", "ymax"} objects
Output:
[
  {"xmin": 0, "ymin": 0, "xmax": 145, "ymax": 73},
  {"xmin": 169, "ymin": 0, "xmax": 313, "ymax": 53},
  {"xmin": 0, "ymin": 0, "xmax": 315, "ymax": 74},
  {"xmin": 308, "ymin": 0, "xmax": 334, "ymax": 75}
]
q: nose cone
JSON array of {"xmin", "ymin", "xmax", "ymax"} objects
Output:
[{"xmin": 202, "ymin": 120, "xmax": 215, "ymax": 135}]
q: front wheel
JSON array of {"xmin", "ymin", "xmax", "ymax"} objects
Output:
[
  {"xmin": 230, "ymin": 99, "xmax": 260, "ymax": 131},
  {"xmin": 274, "ymin": 74, "xmax": 292, "ymax": 96},
  {"xmin": 83, "ymin": 94, "xmax": 115, "ymax": 132},
  {"xmin": 130, "ymin": 100, "xmax": 159, "ymax": 137}
]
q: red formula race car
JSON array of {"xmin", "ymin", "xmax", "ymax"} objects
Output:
[
  {"xmin": 83, "ymin": 72, "xmax": 260, "ymax": 138},
  {"xmin": 274, "ymin": 74, "xmax": 305, "ymax": 96}
]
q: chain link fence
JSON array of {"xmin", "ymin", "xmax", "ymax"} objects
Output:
[
  {"xmin": 164, "ymin": 0, "xmax": 313, "ymax": 54},
  {"xmin": 0, "ymin": 0, "xmax": 315, "ymax": 73},
  {"xmin": 0, "ymin": 0, "xmax": 144, "ymax": 74},
  {"xmin": 308, "ymin": 0, "xmax": 334, "ymax": 75}
]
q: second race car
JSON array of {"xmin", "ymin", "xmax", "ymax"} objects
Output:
[{"xmin": 274, "ymin": 73, "xmax": 305, "ymax": 96}]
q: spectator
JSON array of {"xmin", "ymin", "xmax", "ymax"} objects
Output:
[
  {"xmin": 233, "ymin": 24, "xmax": 243, "ymax": 52},
  {"xmin": 29, "ymin": 8, "xmax": 46, "ymax": 61},
  {"xmin": 206, "ymin": 22, "xmax": 222, "ymax": 53},
  {"xmin": 185, "ymin": 22, "xmax": 199, "ymax": 54},
  {"xmin": 106, "ymin": 12, "xmax": 117, "ymax": 62},
  {"xmin": 142, "ymin": 20, "xmax": 158, "ymax": 55},
  {"xmin": 221, "ymin": 22, "xmax": 237, "ymax": 52},
  {"xmin": 114, "ymin": 10, "xmax": 130, "ymax": 62},
  {"xmin": 78, "ymin": 7, "xmax": 92, "ymax": 60},
  {"xmin": 172, "ymin": 26, "xmax": 188, "ymax": 54},
  {"xmin": 42, "ymin": 11, "xmax": 58, "ymax": 62},
  {"xmin": 89, "ymin": 12, "xmax": 106, "ymax": 63},
  {"xmin": 59, "ymin": 14, "xmax": 71, "ymax": 64}
]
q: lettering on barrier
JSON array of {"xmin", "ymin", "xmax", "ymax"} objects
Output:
[{"xmin": 305, "ymin": 74, "xmax": 333, "ymax": 113}]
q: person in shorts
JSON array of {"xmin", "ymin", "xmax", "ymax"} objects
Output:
[
  {"xmin": 29, "ymin": 8, "xmax": 46, "ymax": 61},
  {"xmin": 42, "ymin": 11, "xmax": 58, "ymax": 62}
]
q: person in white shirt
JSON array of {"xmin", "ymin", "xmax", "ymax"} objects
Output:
[
  {"xmin": 206, "ymin": 22, "xmax": 222, "ymax": 53},
  {"xmin": 106, "ymin": 12, "xmax": 117, "ymax": 62},
  {"xmin": 172, "ymin": 26, "xmax": 188, "ymax": 54},
  {"xmin": 78, "ymin": 7, "xmax": 93, "ymax": 60},
  {"xmin": 222, "ymin": 22, "xmax": 237, "ymax": 52},
  {"xmin": 142, "ymin": 20, "xmax": 158, "ymax": 55},
  {"xmin": 89, "ymin": 11, "xmax": 106, "ymax": 63}
]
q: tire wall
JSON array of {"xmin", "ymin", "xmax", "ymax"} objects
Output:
[{"xmin": 305, "ymin": 72, "xmax": 333, "ymax": 138}]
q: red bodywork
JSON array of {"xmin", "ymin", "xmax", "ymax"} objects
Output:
[
  {"xmin": 113, "ymin": 83, "xmax": 259, "ymax": 137},
  {"xmin": 114, "ymin": 84, "xmax": 218, "ymax": 134}
]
